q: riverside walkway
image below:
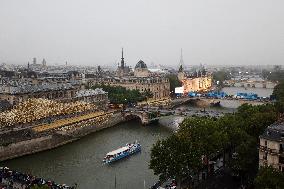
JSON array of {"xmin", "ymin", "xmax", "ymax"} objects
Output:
[
  {"xmin": 0, "ymin": 166, "xmax": 75, "ymax": 189},
  {"xmin": 32, "ymin": 111, "xmax": 113, "ymax": 133}
]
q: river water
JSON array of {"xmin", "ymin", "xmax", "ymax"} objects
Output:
[
  {"xmin": 2, "ymin": 120, "xmax": 172, "ymax": 189},
  {"xmin": 1, "ymin": 87, "xmax": 273, "ymax": 188},
  {"xmin": 221, "ymin": 87, "xmax": 273, "ymax": 98}
]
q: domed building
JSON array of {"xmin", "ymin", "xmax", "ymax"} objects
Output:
[
  {"xmin": 89, "ymin": 50, "xmax": 170, "ymax": 100},
  {"xmin": 134, "ymin": 60, "xmax": 150, "ymax": 77}
]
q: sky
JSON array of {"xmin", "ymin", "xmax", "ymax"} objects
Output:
[{"xmin": 0, "ymin": 0, "xmax": 283, "ymax": 68}]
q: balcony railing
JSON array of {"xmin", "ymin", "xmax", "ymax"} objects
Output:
[
  {"xmin": 259, "ymin": 145, "xmax": 267, "ymax": 151},
  {"xmin": 259, "ymin": 159, "xmax": 268, "ymax": 166},
  {"xmin": 259, "ymin": 145, "xmax": 279, "ymax": 155}
]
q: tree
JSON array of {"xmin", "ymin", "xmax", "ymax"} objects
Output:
[
  {"xmin": 273, "ymin": 81, "xmax": 284, "ymax": 113},
  {"xmin": 150, "ymin": 103, "xmax": 279, "ymax": 187},
  {"xmin": 212, "ymin": 70, "xmax": 231, "ymax": 86},
  {"xmin": 150, "ymin": 134, "xmax": 202, "ymax": 187},
  {"xmin": 166, "ymin": 74, "xmax": 182, "ymax": 93},
  {"xmin": 89, "ymin": 84, "xmax": 146, "ymax": 104},
  {"xmin": 179, "ymin": 117, "xmax": 226, "ymax": 159},
  {"xmin": 179, "ymin": 117, "xmax": 229, "ymax": 177},
  {"xmin": 235, "ymin": 104, "xmax": 277, "ymax": 138},
  {"xmin": 142, "ymin": 90, "xmax": 153, "ymax": 99},
  {"xmin": 150, "ymin": 117, "xmax": 226, "ymax": 187},
  {"xmin": 254, "ymin": 166, "xmax": 284, "ymax": 189},
  {"xmin": 267, "ymin": 70, "xmax": 284, "ymax": 82},
  {"xmin": 228, "ymin": 135, "xmax": 258, "ymax": 184}
]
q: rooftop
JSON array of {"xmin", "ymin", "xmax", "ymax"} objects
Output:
[
  {"xmin": 75, "ymin": 88, "xmax": 107, "ymax": 97},
  {"xmin": 261, "ymin": 122, "xmax": 284, "ymax": 141},
  {"xmin": 135, "ymin": 60, "xmax": 147, "ymax": 69},
  {"xmin": 106, "ymin": 146, "xmax": 129, "ymax": 156},
  {"xmin": 0, "ymin": 83, "xmax": 78, "ymax": 94}
]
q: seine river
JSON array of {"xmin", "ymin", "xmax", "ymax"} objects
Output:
[
  {"xmin": 1, "ymin": 87, "xmax": 273, "ymax": 188},
  {"xmin": 2, "ymin": 120, "xmax": 172, "ymax": 189},
  {"xmin": 221, "ymin": 87, "xmax": 273, "ymax": 97}
]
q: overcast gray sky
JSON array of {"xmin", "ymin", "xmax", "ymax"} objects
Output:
[{"xmin": 0, "ymin": 0, "xmax": 283, "ymax": 67}]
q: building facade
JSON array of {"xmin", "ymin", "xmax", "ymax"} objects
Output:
[
  {"xmin": 73, "ymin": 88, "xmax": 109, "ymax": 108},
  {"xmin": 177, "ymin": 64, "xmax": 212, "ymax": 94},
  {"xmin": 0, "ymin": 83, "xmax": 81, "ymax": 105},
  {"xmin": 89, "ymin": 60, "xmax": 170, "ymax": 100},
  {"xmin": 259, "ymin": 122, "xmax": 284, "ymax": 172},
  {"xmin": 134, "ymin": 60, "xmax": 150, "ymax": 77}
]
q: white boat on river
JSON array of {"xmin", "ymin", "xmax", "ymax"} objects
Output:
[{"xmin": 103, "ymin": 141, "xmax": 141, "ymax": 164}]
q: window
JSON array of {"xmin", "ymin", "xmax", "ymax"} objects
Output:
[
  {"xmin": 279, "ymin": 156, "xmax": 284, "ymax": 164},
  {"xmin": 263, "ymin": 153, "xmax": 268, "ymax": 160},
  {"xmin": 265, "ymin": 141, "xmax": 267, "ymax": 146}
]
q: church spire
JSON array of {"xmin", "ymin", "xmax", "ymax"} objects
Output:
[
  {"xmin": 178, "ymin": 48, "xmax": 184, "ymax": 72},
  {"xmin": 179, "ymin": 48, "xmax": 184, "ymax": 65},
  {"xmin": 121, "ymin": 48, "xmax": 125, "ymax": 68}
]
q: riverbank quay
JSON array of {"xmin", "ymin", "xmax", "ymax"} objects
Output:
[
  {"xmin": 170, "ymin": 96, "xmax": 269, "ymax": 110},
  {"xmin": 0, "ymin": 111, "xmax": 124, "ymax": 162},
  {"xmin": 0, "ymin": 166, "xmax": 75, "ymax": 189}
]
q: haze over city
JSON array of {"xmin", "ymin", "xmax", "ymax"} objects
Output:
[
  {"xmin": 0, "ymin": 0, "xmax": 284, "ymax": 67},
  {"xmin": 1, "ymin": 0, "xmax": 284, "ymax": 188}
]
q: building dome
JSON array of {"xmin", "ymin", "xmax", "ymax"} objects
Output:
[
  {"xmin": 134, "ymin": 60, "xmax": 150, "ymax": 77},
  {"xmin": 135, "ymin": 60, "xmax": 147, "ymax": 69}
]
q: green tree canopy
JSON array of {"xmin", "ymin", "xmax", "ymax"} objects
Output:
[
  {"xmin": 254, "ymin": 166, "xmax": 284, "ymax": 189},
  {"xmin": 166, "ymin": 74, "xmax": 182, "ymax": 93},
  {"xmin": 212, "ymin": 70, "xmax": 231, "ymax": 86},
  {"xmin": 150, "ymin": 77, "xmax": 283, "ymax": 186},
  {"xmin": 267, "ymin": 70, "xmax": 284, "ymax": 82},
  {"xmin": 150, "ymin": 103, "xmax": 278, "ymax": 186},
  {"xmin": 90, "ymin": 84, "xmax": 146, "ymax": 104},
  {"xmin": 150, "ymin": 134, "xmax": 203, "ymax": 184},
  {"xmin": 273, "ymin": 81, "xmax": 284, "ymax": 113}
]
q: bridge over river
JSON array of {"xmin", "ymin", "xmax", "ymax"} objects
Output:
[
  {"xmin": 123, "ymin": 107, "xmax": 225, "ymax": 125},
  {"xmin": 124, "ymin": 94, "xmax": 272, "ymax": 125},
  {"xmin": 172, "ymin": 97, "xmax": 269, "ymax": 109}
]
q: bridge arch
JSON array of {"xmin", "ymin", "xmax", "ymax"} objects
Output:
[{"xmin": 123, "ymin": 111, "xmax": 150, "ymax": 125}]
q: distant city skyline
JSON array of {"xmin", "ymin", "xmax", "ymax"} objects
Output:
[{"xmin": 0, "ymin": 0, "xmax": 284, "ymax": 67}]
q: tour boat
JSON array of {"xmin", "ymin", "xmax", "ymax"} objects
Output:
[{"xmin": 103, "ymin": 141, "xmax": 141, "ymax": 164}]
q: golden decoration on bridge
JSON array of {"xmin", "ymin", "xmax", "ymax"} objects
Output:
[{"xmin": 0, "ymin": 98, "xmax": 95, "ymax": 127}]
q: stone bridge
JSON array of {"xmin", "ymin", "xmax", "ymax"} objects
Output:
[
  {"xmin": 123, "ymin": 110, "xmax": 173, "ymax": 125},
  {"xmin": 173, "ymin": 97, "xmax": 269, "ymax": 108},
  {"xmin": 232, "ymin": 81, "xmax": 276, "ymax": 89}
]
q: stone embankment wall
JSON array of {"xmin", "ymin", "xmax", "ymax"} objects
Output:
[
  {"xmin": 0, "ymin": 113, "xmax": 124, "ymax": 161},
  {"xmin": 0, "ymin": 134, "xmax": 73, "ymax": 161},
  {"xmin": 59, "ymin": 112, "xmax": 125, "ymax": 137},
  {"xmin": 170, "ymin": 98, "xmax": 190, "ymax": 108}
]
